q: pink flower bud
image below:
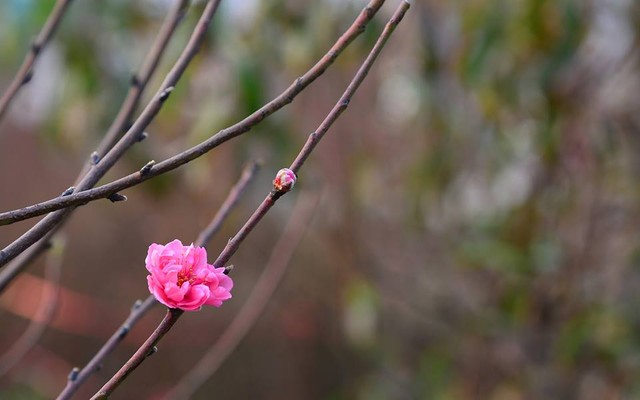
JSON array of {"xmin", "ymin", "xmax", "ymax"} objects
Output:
[
  {"xmin": 145, "ymin": 239, "xmax": 233, "ymax": 311},
  {"xmin": 273, "ymin": 168, "xmax": 297, "ymax": 192}
]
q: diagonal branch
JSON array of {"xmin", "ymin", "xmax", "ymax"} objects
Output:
[
  {"xmin": 90, "ymin": 2, "xmax": 409, "ymax": 398},
  {"xmin": 82, "ymin": 0, "xmax": 190, "ymax": 174},
  {"xmin": 0, "ymin": 0, "xmax": 194, "ymax": 293},
  {"xmin": 0, "ymin": 238, "xmax": 65, "ymax": 377},
  {"xmin": 0, "ymin": 0, "xmax": 224, "ymax": 268},
  {"xmin": 0, "ymin": 0, "xmax": 74, "ymax": 125},
  {"xmin": 55, "ymin": 162, "xmax": 259, "ymax": 400},
  {"xmin": 165, "ymin": 192, "xmax": 319, "ymax": 400},
  {"xmin": 0, "ymin": 0, "xmax": 388, "ymax": 229}
]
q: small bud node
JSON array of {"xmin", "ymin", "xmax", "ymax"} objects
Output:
[
  {"xmin": 107, "ymin": 193, "xmax": 127, "ymax": 203},
  {"xmin": 273, "ymin": 168, "xmax": 297, "ymax": 193},
  {"xmin": 140, "ymin": 160, "xmax": 156, "ymax": 176}
]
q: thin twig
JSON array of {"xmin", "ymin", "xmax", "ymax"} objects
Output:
[
  {"xmin": 90, "ymin": 308, "xmax": 184, "ymax": 400},
  {"xmin": 90, "ymin": 3, "xmax": 409, "ymax": 398},
  {"xmin": 85, "ymin": 0, "xmax": 190, "ymax": 172},
  {"xmin": 55, "ymin": 296, "xmax": 156, "ymax": 400},
  {"xmin": 215, "ymin": 0, "xmax": 411, "ymax": 268},
  {"xmin": 0, "ymin": 232, "xmax": 53, "ymax": 294},
  {"xmin": 165, "ymin": 193, "xmax": 319, "ymax": 400},
  {"xmin": 0, "ymin": 0, "xmax": 223, "ymax": 268},
  {"xmin": 0, "ymin": 0, "xmax": 195, "ymax": 293},
  {"xmin": 0, "ymin": 0, "xmax": 74, "ymax": 125},
  {"xmin": 0, "ymin": 0, "xmax": 388, "ymax": 229},
  {"xmin": 196, "ymin": 162, "xmax": 261, "ymax": 247},
  {"xmin": 55, "ymin": 163, "xmax": 259, "ymax": 399},
  {"xmin": 0, "ymin": 237, "xmax": 64, "ymax": 377}
]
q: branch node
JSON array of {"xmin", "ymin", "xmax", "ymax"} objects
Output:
[
  {"xmin": 107, "ymin": 193, "xmax": 127, "ymax": 203},
  {"xmin": 90, "ymin": 151, "xmax": 100, "ymax": 165},
  {"xmin": 130, "ymin": 74, "xmax": 141, "ymax": 88},
  {"xmin": 341, "ymin": 99, "xmax": 350, "ymax": 107},
  {"xmin": 132, "ymin": 299, "xmax": 143, "ymax": 310},
  {"xmin": 223, "ymin": 264, "xmax": 234, "ymax": 275},
  {"xmin": 139, "ymin": 160, "xmax": 156, "ymax": 176},
  {"xmin": 118, "ymin": 325, "xmax": 130, "ymax": 339},
  {"xmin": 68, "ymin": 367, "xmax": 80, "ymax": 382},
  {"xmin": 158, "ymin": 86, "xmax": 174, "ymax": 103},
  {"xmin": 22, "ymin": 70, "xmax": 34, "ymax": 85},
  {"xmin": 137, "ymin": 131, "xmax": 149, "ymax": 142},
  {"xmin": 31, "ymin": 41, "xmax": 42, "ymax": 54},
  {"xmin": 146, "ymin": 346, "xmax": 158, "ymax": 357},
  {"xmin": 61, "ymin": 186, "xmax": 75, "ymax": 196}
]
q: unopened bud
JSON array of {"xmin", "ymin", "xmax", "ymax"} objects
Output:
[{"xmin": 273, "ymin": 168, "xmax": 296, "ymax": 192}]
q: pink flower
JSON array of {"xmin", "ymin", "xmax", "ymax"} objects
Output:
[
  {"xmin": 273, "ymin": 168, "xmax": 297, "ymax": 192},
  {"xmin": 145, "ymin": 239, "xmax": 233, "ymax": 311}
]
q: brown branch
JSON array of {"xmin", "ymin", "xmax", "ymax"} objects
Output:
[
  {"xmin": 55, "ymin": 296, "xmax": 156, "ymax": 400},
  {"xmin": 0, "ymin": 0, "xmax": 74, "ymax": 125},
  {"xmin": 0, "ymin": 0, "xmax": 388, "ymax": 229},
  {"xmin": 0, "ymin": 0, "xmax": 223, "ymax": 268},
  {"xmin": 214, "ymin": 0, "xmax": 411, "ymax": 268},
  {"xmin": 54, "ymin": 163, "xmax": 259, "ymax": 399},
  {"xmin": 0, "ymin": 0, "xmax": 195, "ymax": 294},
  {"xmin": 89, "ymin": 3, "xmax": 409, "ymax": 398},
  {"xmin": 196, "ymin": 162, "xmax": 261, "ymax": 247},
  {"xmin": 81, "ymin": 0, "xmax": 190, "ymax": 175},
  {"xmin": 0, "ymin": 232, "xmax": 53, "ymax": 294},
  {"xmin": 165, "ymin": 193, "xmax": 319, "ymax": 400},
  {"xmin": 90, "ymin": 308, "xmax": 184, "ymax": 400},
  {"xmin": 0, "ymin": 238, "xmax": 64, "ymax": 377}
]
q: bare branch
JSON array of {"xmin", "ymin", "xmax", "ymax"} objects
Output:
[
  {"xmin": 0, "ymin": 238, "xmax": 65, "ymax": 377},
  {"xmin": 55, "ymin": 163, "xmax": 259, "ymax": 399},
  {"xmin": 55, "ymin": 296, "xmax": 156, "ymax": 400},
  {"xmin": 82, "ymin": 0, "xmax": 190, "ymax": 174},
  {"xmin": 214, "ymin": 0, "xmax": 411, "ymax": 268},
  {"xmin": 165, "ymin": 193, "xmax": 319, "ymax": 400},
  {"xmin": 89, "ymin": 3, "xmax": 409, "ymax": 397},
  {"xmin": 0, "ymin": 0, "xmax": 74, "ymax": 125},
  {"xmin": 196, "ymin": 162, "xmax": 261, "ymax": 247},
  {"xmin": 0, "ymin": 0, "xmax": 224, "ymax": 268},
  {"xmin": 0, "ymin": 0, "xmax": 388, "ymax": 229},
  {"xmin": 90, "ymin": 308, "xmax": 184, "ymax": 400}
]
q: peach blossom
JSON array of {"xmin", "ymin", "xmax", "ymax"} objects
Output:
[{"xmin": 145, "ymin": 239, "xmax": 233, "ymax": 311}]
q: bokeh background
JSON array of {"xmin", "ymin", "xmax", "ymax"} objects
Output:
[{"xmin": 1, "ymin": 0, "xmax": 640, "ymax": 399}]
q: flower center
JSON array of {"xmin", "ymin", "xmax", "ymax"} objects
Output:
[{"xmin": 176, "ymin": 267, "xmax": 196, "ymax": 287}]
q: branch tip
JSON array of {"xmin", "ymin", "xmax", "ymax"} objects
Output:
[
  {"xmin": 223, "ymin": 264, "xmax": 234, "ymax": 275},
  {"xmin": 132, "ymin": 299, "xmax": 143, "ymax": 310}
]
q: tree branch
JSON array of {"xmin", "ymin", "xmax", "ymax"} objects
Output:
[
  {"xmin": 54, "ymin": 163, "xmax": 259, "ymax": 400},
  {"xmin": 0, "ymin": 0, "xmax": 223, "ymax": 268},
  {"xmin": 0, "ymin": 0, "xmax": 388, "ymax": 229},
  {"xmin": 81, "ymin": 0, "xmax": 190, "ymax": 175},
  {"xmin": 0, "ymin": 0, "xmax": 74, "ymax": 125},
  {"xmin": 0, "ymin": 0, "xmax": 196, "ymax": 295},
  {"xmin": 55, "ymin": 296, "xmax": 156, "ymax": 400},
  {"xmin": 0, "ymin": 238, "xmax": 64, "ymax": 377},
  {"xmin": 165, "ymin": 193, "xmax": 319, "ymax": 400},
  {"xmin": 90, "ymin": 308, "xmax": 184, "ymax": 400},
  {"xmin": 89, "ymin": 2, "xmax": 409, "ymax": 397}
]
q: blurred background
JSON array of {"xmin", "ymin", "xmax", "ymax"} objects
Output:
[{"xmin": 1, "ymin": 0, "xmax": 640, "ymax": 398}]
